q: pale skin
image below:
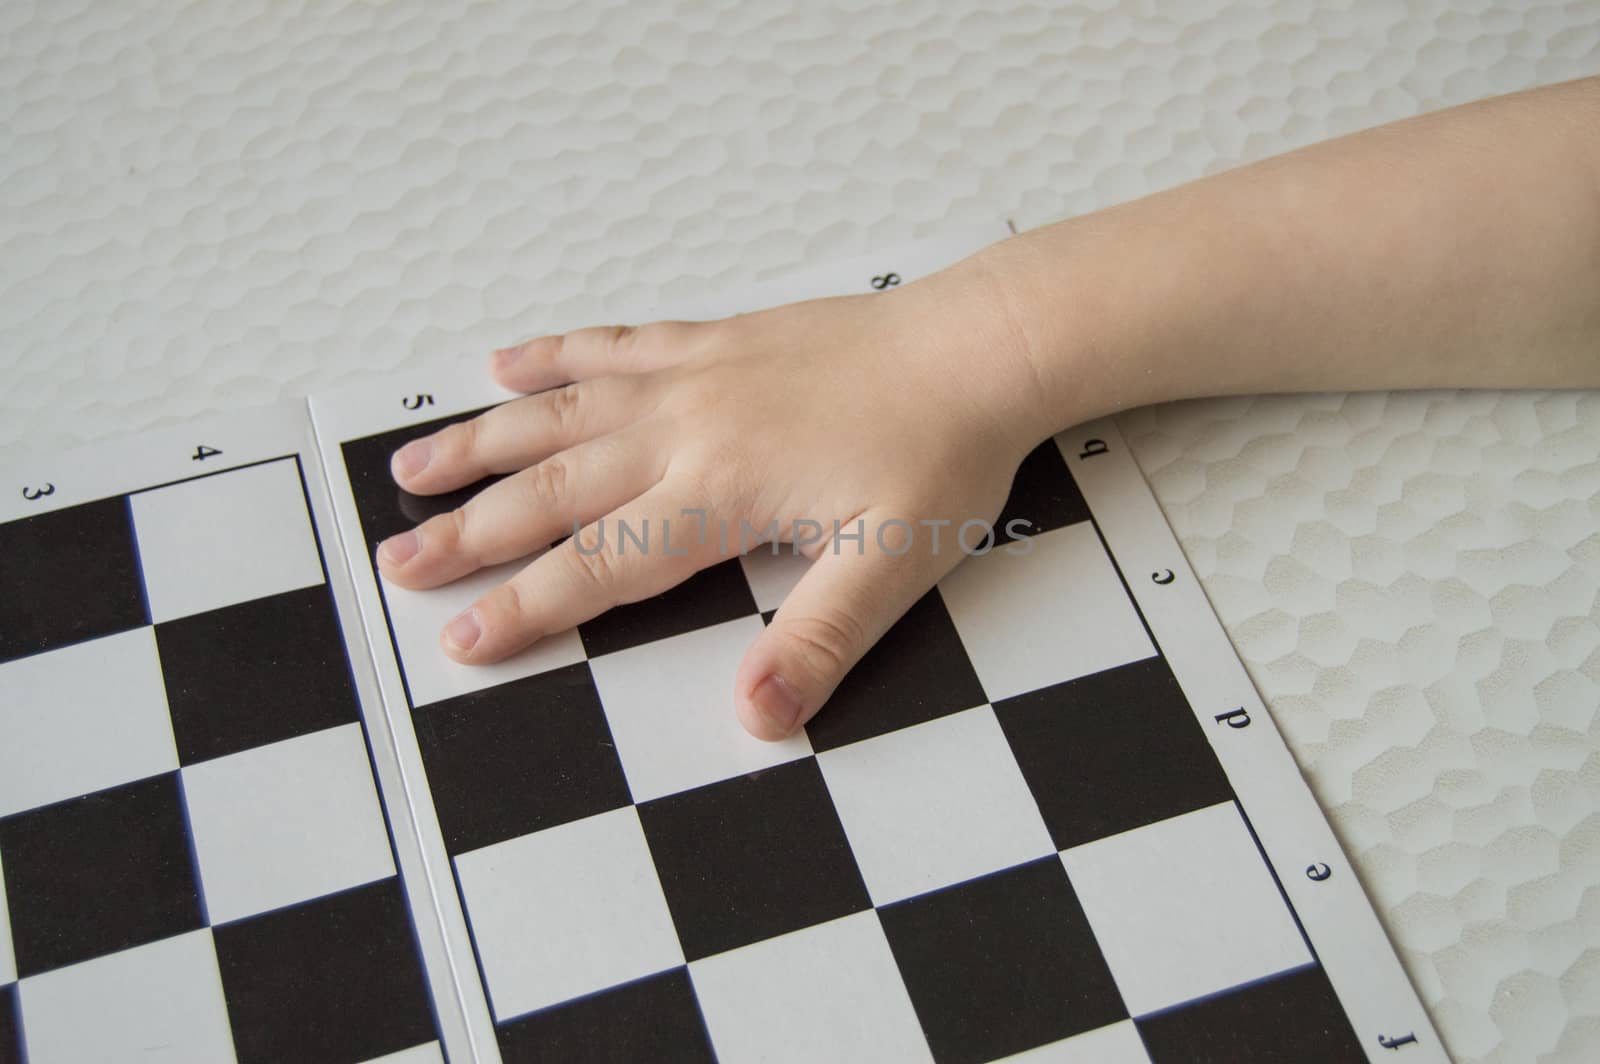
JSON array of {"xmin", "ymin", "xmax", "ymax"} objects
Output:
[{"xmin": 377, "ymin": 76, "xmax": 1600, "ymax": 740}]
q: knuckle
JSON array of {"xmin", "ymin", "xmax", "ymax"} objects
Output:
[
  {"xmin": 782, "ymin": 609, "xmax": 866, "ymax": 681},
  {"xmin": 487, "ymin": 580, "xmax": 527, "ymax": 626},
  {"xmin": 606, "ymin": 323, "xmax": 639, "ymax": 356},
  {"xmin": 546, "ymin": 382, "xmax": 584, "ymax": 435},
  {"xmin": 666, "ymin": 378, "xmax": 723, "ymax": 426},
  {"xmin": 444, "ymin": 506, "xmax": 475, "ymax": 558},
  {"xmin": 416, "ymin": 508, "xmax": 458, "ymax": 553},
  {"xmin": 568, "ymin": 527, "xmax": 623, "ymax": 597},
  {"xmin": 524, "ymin": 455, "xmax": 570, "ymax": 506},
  {"xmin": 661, "ymin": 464, "xmax": 718, "ymax": 511},
  {"xmin": 439, "ymin": 418, "xmax": 479, "ymax": 463},
  {"xmin": 538, "ymin": 332, "xmax": 566, "ymax": 369}
]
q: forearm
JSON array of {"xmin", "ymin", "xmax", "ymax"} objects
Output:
[{"xmin": 979, "ymin": 76, "xmax": 1600, "ymax": 439}]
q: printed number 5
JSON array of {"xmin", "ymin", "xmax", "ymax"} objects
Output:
[
  {"xmin": 871, "ymin": 273, "xmax": 901, "ymax": 290},
  {"xmin": 22, "ymin": 483, "xmax": 54, "ymax": 500}
]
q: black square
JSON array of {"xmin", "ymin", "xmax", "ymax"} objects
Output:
[
  {"xmin": 994, "ymin": 656, "xmax": 1234, "ymax": 851},
  {"xmin": 0, "ymin": 773, "xmax": 202, "ymax": 977},
  {"xmin": 1137, "ymin": 964, "xmax": 1363, "ymax": 1062},
  {"xmin": 496, "ymin": 967, "xmax": 716, "ymax": 1063},
  {"xmin": 0, "ymin": 984, "xmax": 19, "ymax": 1064},
  {"xmin": 878, "ymin": 858, "xmax": 1126, "ymax": 1064},
  {"xmin": 578, "ymin": 558, "xmax": 757, "ymax": 659},
  {"xmin": 213, "ymin": 877, "xmax": 436, "ymax": 1064},
  {"xmin": 414, "ymin": 663, "xmax": 632, "ymax": 855},
  {"xmin": 155, "ymin": 584, "xmax": 360, "ymax": 764},
  {"xmin": 340, "ymin": 406, "xmax": 500, "ymax": 549},
  {"xmin": 637, "ymin": 757, "xmax": 870, "ymax": 961},
  {"xmin": 986, "ymin": 440, "xmax": 1092, "ymax": 548},
  {"xmin": 0, "ymin": 497, "xmax": 147, "ymax": 664},
  {"xmin": 804, "ymin": 589, "xmax": 988, "ymax": 752}
]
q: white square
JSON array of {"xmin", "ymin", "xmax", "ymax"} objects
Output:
[
  {"xmin": 0, "ymin": 847, "xmax": 14, "ymax": 985},
  {"xmin": 0, "ymin": 628, "xmax": 177, "ymax": 817},
  {"xmin": 690, "ymin": 911, "xmax": 931, "ymax": 1064},
  {"xmin": 939, "ymin": 523, "xmax": 1155, "ymax": 703},
  {"xmin": 738, "ymin": 548, "xmax": 812, "ymax": 613},
  {"xmin": 1061, "ymin": 802, "xmax": 1313, "ymax": 1016},
  {"xmin": 817, "ymin": 706, "xmax": 1053, "ymax": 905},
  {"xmin": 589, "ymin": 616, "xmax": 811, "ymax": 802},
  {"xmin": 18, "ymin": 929, "xmax": 235, "ymax": 1063},
  {"xmin": 455, "ymin": 806, "xmax": 683, "ymax": 1022},
  {"xmin": 131, "ymin": 458, "xmax": 324, "ymax": 623},
  {"xmin": 381, "ymin": 558, "xmax": 586, "ymax": 708},
  {"xmin": 182, "ymin": 722, "xmax": 395, "ymax": 924},
  {"xmin": 997, "ymin": 1020, "xmax": 1151, "ymax": 1063}
]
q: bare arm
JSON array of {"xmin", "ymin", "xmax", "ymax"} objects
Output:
[{"xmin": 983, "ymin": 75, "xmax": 1600, "ymax": 442}]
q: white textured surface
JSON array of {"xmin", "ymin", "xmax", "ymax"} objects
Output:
[
  {"xmin": 2, "ymin": 2, "xmax": 1598, "ymax": 1060},
  {"xmin": 1120, "ymin": 392, "xmax": 1600, "ymax": 1064}
]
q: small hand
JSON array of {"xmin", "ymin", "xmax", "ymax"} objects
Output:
[{"xmin": 375, "ymin": 259, "xmax": 1044, "ymax": 739}]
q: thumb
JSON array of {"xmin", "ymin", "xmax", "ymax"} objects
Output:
[{"xmin": 734, "ymin": 511, "xmax": 952, "ymax": 740}]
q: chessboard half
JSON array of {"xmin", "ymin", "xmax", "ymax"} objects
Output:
[
  {"xmin": 0, "ymin": 411, "xmax": 450, "ymax": 1063},
  {"xmin": 303, "ymin": 231, "xmax": 1446, "ymax": 1064}
]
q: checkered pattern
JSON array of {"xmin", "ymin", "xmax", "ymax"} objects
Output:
[
  {"xmin": 0, "ymin": 457, "xmax": 440, "ymax": 1064},
  {"xmin": 343, "ymin": 414, "xmax": 1368, "ymax": 1064}
]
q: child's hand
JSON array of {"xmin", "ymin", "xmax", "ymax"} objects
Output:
[
  {"xmin": 375, "ymin": 76, "xmax": 1600, "ymax": 742},
  {"xmin": 376, "ymin": 260, "xmax": 1048, "ymax": 739}
]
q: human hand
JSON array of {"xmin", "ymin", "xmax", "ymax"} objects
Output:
[
  {"xmin": 375, "ymin": 256, "xmax": 1050, "ymax": 740},
  {"xmin": 379, "ymin": 72, "xmax": 1600, "ymax": 737}
]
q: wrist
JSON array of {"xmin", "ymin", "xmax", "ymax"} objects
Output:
[
  {"xmin": 870, "ymin": 251, "xmax": 1043, "ymax": 467},
  {"xmin": 964, "ymin": 228, "xmax": 1125, "ymax": 446}
]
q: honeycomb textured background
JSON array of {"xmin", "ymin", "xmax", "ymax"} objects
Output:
[{"xmin": 2, "ymin": 1, "xmax": 1598, "ymax": 1059}]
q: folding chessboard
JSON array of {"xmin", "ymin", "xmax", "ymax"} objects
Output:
[{"xmin": 0, "ymin": 231, "xmax": 1444, "ymax": 1062}]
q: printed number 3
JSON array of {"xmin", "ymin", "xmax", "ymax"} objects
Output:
[{"xmin": 22, "ymin": 483, "xmax": 54, "ymax": 500}]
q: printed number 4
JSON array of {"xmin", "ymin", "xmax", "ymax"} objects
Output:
[{"xmin": 193, "ymin": 445, "xmax": 222, "ymax": 461}]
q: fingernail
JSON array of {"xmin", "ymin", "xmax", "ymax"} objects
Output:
[
  {"xmin": 493, "ymin": 344, "xmax": 524, "ymax": 371},
  {"xmin": 378, "ymin": 530, "xmax": 421, "ymax": 566},
  {"xmin": 393, "ymin": 439, "xmax": 432, "ymax": 480},
  {"xmin": 445, "ymin": 609, "xmax": 482, "ymax": 652},
  {"xmin": 751, "ymin": 674, "xmax": 804, "ymax": 735}
]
